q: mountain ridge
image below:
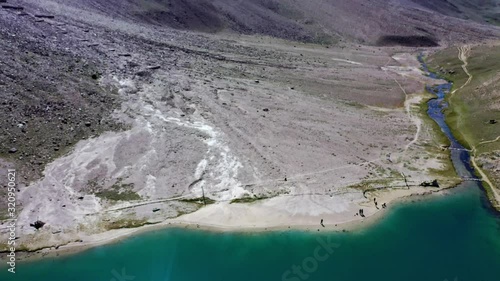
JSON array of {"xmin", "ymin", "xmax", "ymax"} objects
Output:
[{"xmin": 28, "ymin": 0, "xmax": 500, "ymax": 45}]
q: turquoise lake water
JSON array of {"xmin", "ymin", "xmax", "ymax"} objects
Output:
[
  {"xmin": 2, "ymin": 59, "xmax": 500, "ymax": 281},
  {"xmin": 2, "ymin": 182, "xmax": 500, "ymax": 281}
]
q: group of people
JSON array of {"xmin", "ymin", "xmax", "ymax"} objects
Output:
[
  {"xmin": 374, "ymin": 198, "xmax": 387, "ymax": 209},
  {"xmin": 320, "ymin": 199, "xmax": 389, "ymax": 227}
]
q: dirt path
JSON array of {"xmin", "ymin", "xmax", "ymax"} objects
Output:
[
  {"xmin": 331, "ymin": 57, "xmax": 363, "ymax": 65},
  {"xmin": 452, "ymin": 45, "xmax": 473, "ymax": 94},
  {"xmin": 471, "ymin": 155, "xmax": 500, "ymax": 208},
  {"xmin": 478, "ymin": 136, "xmax": 500, "ymax": 146},
  {"xmin": 402, "ymin": 94, "xmax": 422, "ymax": 154}
]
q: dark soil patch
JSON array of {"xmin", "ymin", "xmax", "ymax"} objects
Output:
[{"xmin": 376, "ymin": 35, "xmax": 439, "ymax": 47}]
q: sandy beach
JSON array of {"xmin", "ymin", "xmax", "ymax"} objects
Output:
[{"xmin": 10, "ymin": 182, "xmax": 458, "ymax": 263}]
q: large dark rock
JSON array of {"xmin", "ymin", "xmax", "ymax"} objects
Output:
[
  {"xmin": 420, "ymin": 179, "xmax": 439, "ymax": 187},
  {"xmin": 30, "ymin": 220, "xmax": 46, "ymax": 230},
  {"xmin": 34, "ymin": 14, "xmax": 55, "ymax": 19}
]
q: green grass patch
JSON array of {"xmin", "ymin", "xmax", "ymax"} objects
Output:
[
  {"xmin": 230, "ymin": 194, "xmax": 270, "ymax": 204},
  {"xmin": 416, "ymin": 93, "xmax": 458, "ymax": 180},
  {"xmin": 95, "ymin": 189, "xmax": 141, "ymax": 201},
  {"xmin": 427, "ymin": 46, "xmax": 500, "ymax": 152},
  {"xmin": 94, "ymin": 180, "xmax": 141, "ymax": 201},
  {"xmin": 179, "ymin": 197, "xmax": 216, "ymax": 205},
  {"xmin": 0, "ymin": 210, "xmax": 10, "ymax": 221},
  {"xmin": 348, "ymin": 178, "xmax": 403, "ymax": 192},
  {"xmin": 417, "ymin": 93, "xmax": 451, "ymax": 147},
  {"xmin": 105, "ymin": 219, "xmax": 149, "ymax": 230}
]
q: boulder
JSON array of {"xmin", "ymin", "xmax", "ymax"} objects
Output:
[
  {"xmin": 30, "ymin": 220, "xmax": 46, "ymax": 230},
  {"xmin": 420, "ymin": 179, "xmax": 439, "ymax": 187},
  {"xmin": 34, "ymin": 14, "xmax": 55, "ymax": 19},
  {"xmin": 2, "ymin": 4, "xmax": 23, "ymax": 10}
]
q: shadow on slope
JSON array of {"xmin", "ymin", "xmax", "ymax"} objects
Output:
[{"xmin": 376, "ymin": 35, "xmax": 439, "ymax": 47}]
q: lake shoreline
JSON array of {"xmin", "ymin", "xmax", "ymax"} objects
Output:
[
  {"xmin": 10, "ymin": 184, "xmax": 457, "ymax": 264},
  {"xmin": 8, "ymin": 52, "xmax": 466, "ymax": 264}
]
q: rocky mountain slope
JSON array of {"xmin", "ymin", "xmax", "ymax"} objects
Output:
[
  {"xmin": 409, "ymin": 0, "xmax": 500, "ymax": 25},
  {"xmin": 25, "ymin": 0, "xmax": 500, "ymax": 45}
]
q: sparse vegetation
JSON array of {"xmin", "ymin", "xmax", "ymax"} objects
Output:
[
  {"xmin": 416, "ymin": 93, "xmax": 458, "ymax": 181},
  {"xmin": 348, "ymin": 178, "xmax": 404, "ymax": 192},
  {"xmin": 93, "ymin": 180, "xmax": 141, "ymax": 201},
  {"xmin": 96, "ymin": 189, "xmax": 141, "ymax": 201},
  {"xmin": 179, "ymin": 197, "xmax": 216, "ymax": 205},
  {"xmin": 427, "ymin": 44, "xmax": 500, "ymax": 209},
  {"xmin": 105, "ymin": 219, "xmax": 149, "ymax": 230},
  {"xmin": 230, "ymin": 194, "xmax": 270, "ymax": 204},
  {"xmin": 0, "ymin": 211, "xmax": 9, "ymax": 221},
  {"xmin": 427, "ymin": 45, "xmax": 500, "ymax": 152}
]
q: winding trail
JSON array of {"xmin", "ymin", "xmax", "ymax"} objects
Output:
[
  {"xmin": 452, "ymin": 45, "xmax": 472, "ymax": 95},
  {"xmin": 402, "ymin": 94, "xmax": 422, "ymax": 154},
  {"xmin": 381, "ymin": 58, "xmax": 421, "ymax": 155},
  {"xmin": 478, "ymin": 135, "xmax": 500, "ymax": 146},
  {"xmin": 382, "ymin": 63, "xmax": 423, "ymax": 185},
  {"xmin": 471, "ymin": 154, "xmax": 500, "ymax": 207}
]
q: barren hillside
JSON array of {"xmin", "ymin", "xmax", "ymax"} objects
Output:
[
  {"xmin": 23, "ymin": 0, "xmax": 500, "ymax": 44},
  {"xmin": 409, "ymin": 0, "xmax": 500, "ymax": 25}
]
